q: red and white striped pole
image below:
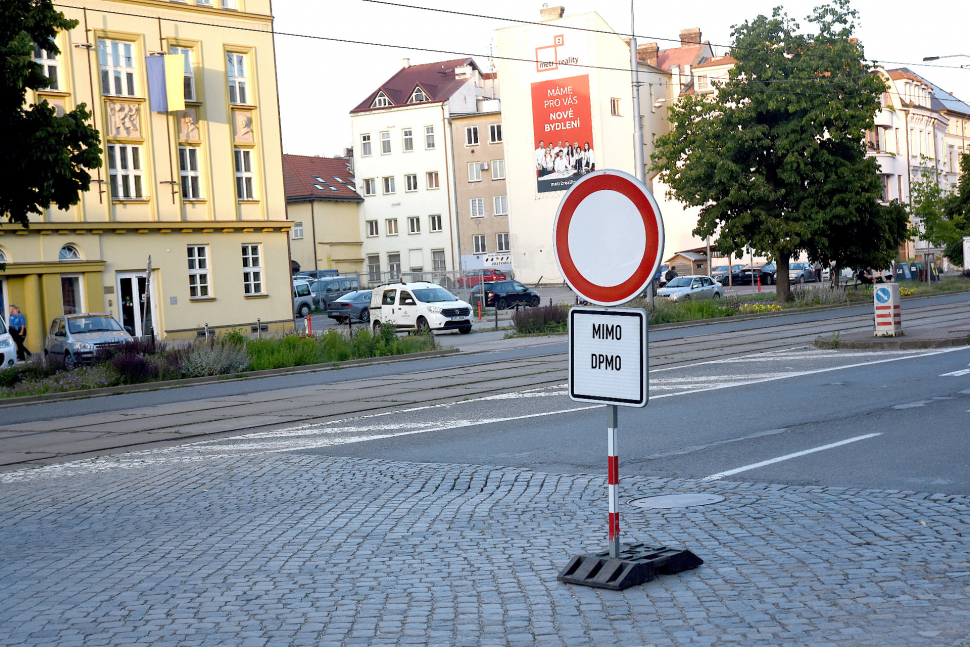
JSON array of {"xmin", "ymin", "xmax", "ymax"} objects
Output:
[
  {"xmin": 607, "ymin": 404, "xmax": 620, "ymax": 558},
  {"xmin": 306, "ymin": 313, "xmax": 312, "ymax": 336}
]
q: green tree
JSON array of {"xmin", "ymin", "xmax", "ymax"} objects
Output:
[
  {"xmin": 0, "ymin": 0, "xmax": 101, "ymax": 228},
  {"xmin": 650, "ymin": 0, "xmax": 908, "ymax": 301},
  {"xmin": 914, "ymin": 153, "xmax": 970, "ymax": 267}
]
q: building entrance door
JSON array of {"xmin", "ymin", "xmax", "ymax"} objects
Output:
[{"xmin": 117, "ymin": 272, "xmax": 157, "ymax": 338}]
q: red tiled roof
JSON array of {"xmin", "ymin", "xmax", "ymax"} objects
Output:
[
  {"xmin": 283, "ymin": 155, "xmax": 361, "ymax": 202},
  {"xmin": 351, "ymin": 58, "xmax": 480, "ymax": 113},
  {"xmin": 656, "ymin": 45, "xmax": 707, "ymax": 71},
  {"xmin": 888, "ymin": 70, "xmax": 929, "ymax": 87},
  {"xmin": 694, "ymin": 55, "xmax": 737, "ymax": 70}
]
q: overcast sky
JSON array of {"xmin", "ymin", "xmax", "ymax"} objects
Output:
[{"xmin": 273, "ymin": 0, "xmax": 970, "ymax": 158}]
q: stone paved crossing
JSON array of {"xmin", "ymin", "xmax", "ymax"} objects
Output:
[{"xmin": 2, "ymin": 446, "xmax": 970, "ymax": 646}]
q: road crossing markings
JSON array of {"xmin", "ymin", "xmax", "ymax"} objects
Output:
[
  {"xmin": 700, "ymin": 433, "xmax": 882, "ymax": 482},
  {"xmin": 940, "ymin": 368, "xmax": 970, "ymax": 377}
]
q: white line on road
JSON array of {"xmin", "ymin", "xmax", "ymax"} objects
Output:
[
  {"xmin": 700, "ymin": 433, "xmax": 883, "ymax": 482},
  {"xmin": 940, "ymin": 368, "xmax": 970, "ymax": 377}
]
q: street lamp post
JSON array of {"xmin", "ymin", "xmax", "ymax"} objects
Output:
[{"xmin": 922, "ymin": 54, "xmax": 970, "ymax": 69}]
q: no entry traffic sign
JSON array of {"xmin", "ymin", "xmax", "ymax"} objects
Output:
[{"xmin": 553, "ymin": 170, "xmax": 664, "ymax": 306}]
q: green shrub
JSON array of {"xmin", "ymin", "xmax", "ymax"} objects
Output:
[
  {"xmin": 789, "ymin": 285, "xmax": 848, "ymax": 307},
  {"xmin": 649, "ymin": 299, "xmax": 734, "ymax": 324},
  {"xmin": 245, "ymin": 334, "xmax": 317, "ymax": 371},
  {"xmin": 179, "ymin": 338, "xmax": 251, "ymax": 376},
  {"xmin": 511, "ymin": 305, "xmax": 569, "ymax": 334}
]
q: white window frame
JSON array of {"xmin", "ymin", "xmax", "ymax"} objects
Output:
[
  {"xmin": 403, "ymin": 128, "xmax": 414, "ymax": 152},
  {"xmin": 470, "ymin": 198, "xmax": 484, "ymax": 218},
  {"xmin": 426, "ymin": 171, "xmax": 439, "ymax": 190},
  {"xmin": 59, "ymin": 244, "xmax": 81, "ymax": 260},
  {"xmin": 371, "ymin": 92, "xmax": 392, "ymax": 108},
  {"xmin": 382, "ymin": 176, "xmax": 395, "ymax": 195},
  {"xmin": 98, "ymin": 38, "xmax": 137, "ymax": 97},
  {"xmin": 465, "ymin": 126, "xmax": 479, "ymax": 146},
  {"xmin": 34, "ymin": 44, "xmax": 59, "ymax": 90},
  {"xmin": 242, "ymin": 244, "xmax": 263, "ymax": 295},
  {"xmin": 366, "ymin": 220, "xmax": 378, "ymax": 237},
  {"xmin": 291, "ymin": 222, "xmax": 304, "ymax": 240},
  {"xmin": 489, "ymin": 123, "xmax": 502, "ymax": 143},
  {"xmin": 169, "ymin": 46, "xmax": 195, "ymax": 102},
  {"xmin": 610, "ymin": 98, "xmax": 621, "ymax": 116},
  {"xmin": 408, "ymin": 87, "xmax": 429, "ymax": 103},
  {"xmin": 408, "ymin": 216, "xmax": 420, "ymax": 234},
  {"xmin": 107, "ymin": 144, "xmax": 145, "ymax": 200},
  {"xmin": 497, "ymin": 233, "xmax": 510, "ymax": 252},
  {"xmin": 432, "ymin": 249, "xmax": 446, "ymax": 272},
  {"xmin": 227, "ymin": 52, "xmax": 248, "ymax": 105},
  {"xmin": 405, "ymin": 174, "xmax": 418, "ymax": 192},
  {"xmin": 386, "ymin": 218, "xmax": 399, "ymax": 236},
  {"xmin": 363, "ymin": 178, "xmax": 376, "ymax": 196},
  {"xmin": 468, "ymin": 162, "xmax": 482, "ymax": 182},
  {"xmin": 361, "ymin": 133, "xmax": 372, "ymax": 157},
  {"xmin": 367, "ymin": 255, "xmax": 381, "ymax": 282},
  {"xmin": 221, "ymin": 0, "xmax": 237, "ymax": 7},
  {"xmin": 234, "ymin": 148, "xmax": 256, "ymax": 200},
  {"xmin": 493, "ymin": 195, "xmax": 508, "ymax": 216},
  {"xmin": 178, "ymin": 146, "xmax": 202, "ymax": 200},
  {"xmin": 491, "ymin": 159, "xmax": 505, "ymax": 180},
  {"xmin": 387, "ymin": 253, "xmax": 401, "ymax": 280},
  {"xmin": 380, "ymin": 131, "xmax": 391, "ymax": 155},
  {"xmin": 695, "ymin": 75, "xmax": 709, "ymax": 91},
  {"xmin": 424, "ymin": 126, "xmax": 435, "ymax": 149},
  {"xmin": 187, "ymin": 245, "xmax": 211, "ymax": 298},
  {"xmin": 473, "ymin": 235, "xmax": 486, "ymax": 254},
  {"xmin": 429, "ymin": 214, "xmax": 443, "ymax": 232}
]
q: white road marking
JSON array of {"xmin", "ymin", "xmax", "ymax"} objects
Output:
[
  {"xmin": 700, "ymin": 433, "xmax": 883, "ymax": 482},
  {"xmin": 940, "ymin": 369, "xmax": 970, "ymax": 377},
  {"xmin": 893, "ymin": 401, "xmax": 929, "ymax": 409}
]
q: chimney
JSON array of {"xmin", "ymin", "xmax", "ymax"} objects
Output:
[
  {"xmin": 679, "ymin": 28, "xmax": 702, "ymax": 47},
  {"xmin": 540, "ymin": 5, "xmax": 565, "ymax": 21},
  {"xmin": 402, "ymin": 57, "xmax": 410, "ymax": 68},
  {"xmin": 639, "ymin": 43, "xmax": 659, "ymax": 67}
]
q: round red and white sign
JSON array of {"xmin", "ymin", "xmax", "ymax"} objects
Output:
[{"xmin": 553, "ymin": 170, "xmax": 665, "ymax": 306}]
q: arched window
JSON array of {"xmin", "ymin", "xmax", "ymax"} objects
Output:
[
  {"xmin": 0, "ymin": 247, "xmax": 7, "ymax": 263},
  {"xmin": 59, "ymin": 244, "xmax": 81, "ymax": 260}
]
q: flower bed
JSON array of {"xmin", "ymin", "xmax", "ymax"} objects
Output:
[{"xmin": 0, "ymin": 325, "xmax": 435, "ymax": 399}]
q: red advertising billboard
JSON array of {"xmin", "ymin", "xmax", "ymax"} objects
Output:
[{"xmin": 531, "ymin": 74, "xmax": 595, "ymax": 194}]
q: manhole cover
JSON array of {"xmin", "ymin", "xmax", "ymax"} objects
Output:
[{"xmin": 629, "ymin": 493, "xmax": 724, "ymax": 509}]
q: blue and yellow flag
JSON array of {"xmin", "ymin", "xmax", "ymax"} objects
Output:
[{"xmin": 146, "ymin": 54, "xmax": 185, "ymax": 112}]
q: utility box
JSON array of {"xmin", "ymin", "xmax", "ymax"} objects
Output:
[{"xmin": 873, "ymin": 283, "xmax": 902, "ymax": 336}]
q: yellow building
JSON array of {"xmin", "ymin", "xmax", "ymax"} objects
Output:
[
  {"xmin": 1, "ymin": 0, "xmax": 293, "ymax": 353},
  {"xmin": 283, "ymin": 155, "xmax": 363, "ymax": 276}
]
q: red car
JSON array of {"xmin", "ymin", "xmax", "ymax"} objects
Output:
[{"xmin": 456, "ymin": 269, "xmax": 508, "ymax": 288}]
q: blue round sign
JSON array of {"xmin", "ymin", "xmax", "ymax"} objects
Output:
[{"xmin": 875, "ymin": 287, "xmax": 891, "ymax": 303}]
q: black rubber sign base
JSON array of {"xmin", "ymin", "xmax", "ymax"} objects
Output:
[{"xmin": 557, "ymin": 543, "xmax": 703, "ymax": 590}]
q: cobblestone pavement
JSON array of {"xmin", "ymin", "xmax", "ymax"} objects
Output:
[{"xmin": 2, "ymin": 447, "xmax": 970, "ymax": 646}]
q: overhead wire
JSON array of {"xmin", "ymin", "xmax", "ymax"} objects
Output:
[{"xmin": 49, "ymin": 2, "xmax": 959, "ymax": 101}]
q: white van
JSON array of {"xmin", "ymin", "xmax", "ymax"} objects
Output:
[
  {"xmin": 370, "ymin": 282, "xmax": 473, "ymax": 334},
  {"xmin": 0, "ymin": 317, "xmax": 16, "ymax": 369}
]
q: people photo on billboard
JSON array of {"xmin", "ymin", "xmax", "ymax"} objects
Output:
[{"xmin": 531, "ymin": 74, "xmax": 595, "ymax": 194}]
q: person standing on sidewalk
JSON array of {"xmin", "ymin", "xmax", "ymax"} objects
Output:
[{"xmin": 8, "ymin": 305, "xmax": 31, "ymax": 362}]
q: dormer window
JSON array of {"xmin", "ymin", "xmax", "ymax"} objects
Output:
[
  {"xmin": 371, "ymin": 91, "xmax": 392, "ymax": 108},
  {"xmin": 407, "ymin": 87, "xmax": 430, "ymax": 103}
]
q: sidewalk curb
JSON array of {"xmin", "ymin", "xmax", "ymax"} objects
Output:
[
  {"xmin": 0, "ymin": 348, "xmax": 459, "ymax": 409},
  {"xmin": 813, "ymin": 334, "xmax": 970, "ymax": 351}
]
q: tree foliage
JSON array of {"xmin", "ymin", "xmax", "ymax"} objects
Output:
[
  {"xmin": 914, "ymin": 153, "xmax": 970, "ymax": 267},
  {"xmin": 650, "ymin": 0, "xmax": 908, "ymax": 300},
  {"xmin": 0, "ymin": 0, "xmax": 102, "ymax": 227}
]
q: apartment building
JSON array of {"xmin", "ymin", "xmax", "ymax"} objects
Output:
[
  {"xmin": 350, "ymin": 58, "xmax": 492, "ymax": 285},
  {"xmin": 283, "ymin": 155, "xmax": 363, "ymax": 276},
  {"xmin": 450, "ymin": 100, "xmax": 512, "ymax": 273},
  {"xmin": 495, "ymin": 7, "xmax": 691, "ymax": 283},
  {"xmin": 2, "ymin": 0, "xmax": 293, "ymax": 350}
]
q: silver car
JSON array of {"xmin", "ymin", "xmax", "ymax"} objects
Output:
[
  {"xmin": 789, "ymin": 262, "xmax": 816, "ymax": 284},
  {"xmin": 45, "ymin": 313, "xmax": 133, "ymax": 369},
  {"xmin": 656, "ymin": 275, "xmax": 724, "ymax": 302}
]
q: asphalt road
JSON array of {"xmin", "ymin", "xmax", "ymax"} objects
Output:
[{"xmin": 300, "ymin": 344, "xmax": 970, "ymax": 494}]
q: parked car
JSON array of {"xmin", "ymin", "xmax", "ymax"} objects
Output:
[
  {"xmin": 293, "ymin": 281, "xmax": 314, "ymax": 317},
  {"xmin": 327, "ymin": 290, "xmax": 373, "ymax": 323},
  {"xmin": 656, "ymin": 264, "xmax": 670, "ymax": 286},
  {"xmin": 473, "ymin": 280, "xmax": 541, "ymax": 310},
  {"xmin": 656, "ymin": 275, "xmax": 724, "ymax": 302},
  {"xmin": 712, "ymin": 265, "xmax": 746, "ymax": 285},
  {"xmin": 295, "ymin": 270, "xmax": 339, "ymax": 281},
  {"xmin": 788, "ymin": 262, "xmax": 816, "ymax": 284},
  {"xmin": 758, "ymin": 263, "xmax": 777, "ymax": 285},
  {"xmin": 310, "ymin": 276, "xmax": 361, "ymax": 309},
  {"xmin": 370, "ymin": 282, "xmax": 472, "ymax": 334},
  {"xmin": 455, "ymin": 269, "xmax": 508, "ymax": 288},
  {"xmin": 0, "ymin": 317, "xmax": 16, "ymax": 369},
  {"xmin": 736, "ymin": 266, "xmax": 763, "ymax": 286},
  {"xmin": 44, "ymin": 314, "xmax": 132, "ymax": 369}
]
